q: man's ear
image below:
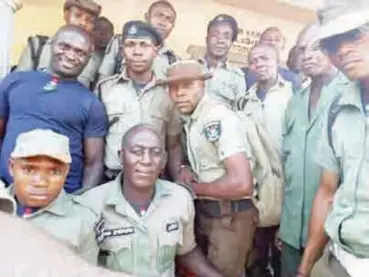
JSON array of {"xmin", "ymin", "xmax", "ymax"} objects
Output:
[
  {"xmin": 63, "ymin": 8, "xmax": 69, "ymax": 23},
  {"xmin": 8, "ymin": 159, "xmax": 15, "ymax": 178},
  {"xmin": 119, "ymin": 149, "xmax": 124, "ymax": 166}
]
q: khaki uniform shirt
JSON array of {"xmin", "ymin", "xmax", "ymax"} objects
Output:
[
  {"xmin": 184, "ymin": 95, "xmax": 251, "ymax": 198},
  {"xmin": 198, "ymin": 57, "xmax": 246, "ymax": 110},
  {"xmin": 7, "ymin": 186, "xmax": 99, "ymax": 264},
  {"xmin": 95, "ymin": 69, "xmax": 181, "ymax": 170},
  {"xmin": 316, "ymin": 82, "xmax": 369, "ymax": 258},
  {"xmin": 16, "ymin": 36, "xmax": 100, "ymax": 88},
  {"xmin": 279, "ymin": 73, "xmax": 347, "ymax": 249},
  {"xmin": 81, "ymin": 175, "xmax": 196, "ymax": 276},
  {"xmin": 239, "ymin": 77, "xmax": 293, "ymax": 155},
  {"xmin": 98, "ymin": 35, "xmax": 179, "ymax": 80}
]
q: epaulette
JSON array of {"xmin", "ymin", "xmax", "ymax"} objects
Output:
[{"xmin": 95, "ymin": 74, "xmax": 120, "ymax": 101}]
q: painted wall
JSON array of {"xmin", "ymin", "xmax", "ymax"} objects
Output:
[{"xmin": 13, "ymin": 0, "xmax": 308, "ymax": 65}]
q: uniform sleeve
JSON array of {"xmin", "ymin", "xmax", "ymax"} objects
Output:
[
  {"xmin": 16, "ymin": 40, "xmax": 34, "ymax": 71},
  {"xmin": 98, "ymin": 36, "xmax": 120, "ymax": 77},
  {"xmin": 315, "ymin": 113, "xmax": 340, "ymax": 173},
  {"xmin": 217, "ymin": 113, "xmax": 250, "ymax": 161},
  {"xmin": 234, "ymin": 70, "xmax": 247, "ymax": 104},
  {"xmin": 78, "ymin": 54, "xmax": 100, "ymax": 88},
  {"xmin": 176, "ymin": 190, "xmax": 196, "ymax": 256},
  {"xmin": 166, "ymin": 107, "xmax": 181, "ymax": 136},
  {"xmin": 84, "ymin": 98, "xmax": 108, "ymax": 137}
]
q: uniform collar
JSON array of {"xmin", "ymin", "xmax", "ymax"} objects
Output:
[
  {"xmin": 337, "ymin": 81, "xmax": 365, "ymax": 111},
  {"xmin": 189, "ymin": 94, "xmax": 214, "ymax": 121},
  {"xmin": 8, "ymin": 186, "xmax": 68, "ymax": 217},
  {"xmin": 199, "ymin": 56, "xmax": 229, "ymax": 69},
  {"xmin": 106, "ymin": 174, "xmax": 172, "ymax": 215},
  {"xmin": 159, "ymin": 44, "xmax": 176, "ymax": 56},
  {"xmin": 248, "ymin": 74, "xmax": 289, "ymax": 97},
  {"xmin": 116, "ymin": 67, "xmax": 163, "ymax": 91}
]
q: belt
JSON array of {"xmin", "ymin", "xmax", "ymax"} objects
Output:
[{"xmin": 195, "ymin": 199, "xmax": 255, "ymax": 217}]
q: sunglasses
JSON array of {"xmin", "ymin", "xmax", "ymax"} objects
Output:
[{"xmin": 320, "ymin": 24, "xmax": 369, "ymax": 53}]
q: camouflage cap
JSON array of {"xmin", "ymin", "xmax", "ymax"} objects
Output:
[
  {"xmin": 11, "ymin": 129, "xmax": 71, "ymax": 164},
  {"xmin": 64, "ymin": 0, "xmax": 101, "ymax": 17}
]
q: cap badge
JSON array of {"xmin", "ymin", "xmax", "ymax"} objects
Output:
[{"xmin": 128, "ymin": 25, "xmax": 138, "ymax": 35}]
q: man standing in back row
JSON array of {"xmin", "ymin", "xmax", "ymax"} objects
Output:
[
  {"xmin": 97, "ymin": 0, "xmax": 179, "ymax": 82},
  {"xmin": 16, "ymin": 0, "xmax": 102, "ymax": 88},
  {"xmin": 199, "ymin": 14, "xmax": 246, "ymax": 110}
]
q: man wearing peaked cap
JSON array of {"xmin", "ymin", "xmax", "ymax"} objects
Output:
[
  {"xmin": 16, "ymin": 0, "xmax": 102, "ymax": 88},
  {"xmin": 166, "ymin": 60, "xmax": 257, "ymax": 277},
  {"xmin": 298, "ymin": 1, "xmax": 369, "ymax": 277},
  {"xmin": 5, "ymin": 129, "xmax": 101, "ymax": 264},
  {"xmin": 97, "ymin": 0, "xmax": 180, "ymax": 82},
  {"xmin": 122, "ymin": 20, "xmax": 163, "ymax": 47},
  {"xmin": 95, "ymin": 21, "xmax": 189, "ymax": 186},
  {"xmin": 198, "ymin": 13, "xmax": 246, "ymax": 110}
]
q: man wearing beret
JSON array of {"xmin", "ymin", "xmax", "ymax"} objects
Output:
[
  {"xmin": 97, "ymin": 0, "xmax": 179, "ymax": 82},
  {"xmin": 198, "ymin": 14, "xmax": 246, "ymax": 110},
  {"xmin": 4, "ymin": 129, "xmax": 100, "ymax": 264},
  {"xmin": 298, "ymin": 1, "xmax": 369, "ymax": 277},
  {"xmin": 16, "ymin": 0, "xmax": 102, "ymax": 88},
  {"xmin": 166, "ymin": 60, "xmax": 258, "ymax": 277},
  {"xmin": 95, "ymin": 20, "xmax": 190, "ymax": 184}
]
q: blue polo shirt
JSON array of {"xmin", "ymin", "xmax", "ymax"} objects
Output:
[{"xmin": 0, "ymin": 71, "xmax": 107, "ymax": 193}]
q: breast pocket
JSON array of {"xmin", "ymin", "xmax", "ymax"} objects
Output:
[
  {"xmin": 103, "ymin": 235, "xmax": 134, "ymax": 273},
  {"xmin": 156, "ymin": 219, "xmax": 183, "ymax": 273}
]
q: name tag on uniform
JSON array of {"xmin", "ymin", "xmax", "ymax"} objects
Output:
[
  {"xmin": 166, "ymin": 221, "xmax": 179, "ymax": 233},
  {"xmin": 95, "ymin": 217, "xmax": 135, "ymax": 243}
]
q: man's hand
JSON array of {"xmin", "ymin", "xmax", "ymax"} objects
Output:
[{"xmin": 176, "ymin": 165, "xmax": 197, "ymax": 185}]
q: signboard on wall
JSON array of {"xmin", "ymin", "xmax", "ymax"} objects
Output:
[{"xmin": 231, "ymin": 28, "xmax": 261, "ymax": 56}]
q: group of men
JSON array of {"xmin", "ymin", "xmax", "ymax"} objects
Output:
[{"xmin": 0, "ymin": 0, "xmax": 368, "ymax": 277}]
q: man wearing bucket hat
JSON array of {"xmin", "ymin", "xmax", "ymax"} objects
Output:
[
  {"xmin": 16, "ymin": 0, "xmax": 102, "ymax": 88},
  {"xmin": 297, "ymin": 1, "xmax": 369, "ymax": 277},
  {"xmin": 165, "ymin": 60, "xmax": 257, "ymax": 277},
  {"xmin": 5, "ymin": 129, "xmax": 100, "ymax": 264},
  {"xmin": 198, "ymin": 14, "xmax": 246, "ymax": 110},
  {"xmin": 95, "ymin": 20, "xmax": 189, "ymax": 184},
  {"xmin": 97, "ymin": 0, "xmax": 179, "ymax": 82}
]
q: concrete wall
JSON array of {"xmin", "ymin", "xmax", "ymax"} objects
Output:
[{"xmin": 13, "ymin": 0, "xmax": 313, "ymax": 66}]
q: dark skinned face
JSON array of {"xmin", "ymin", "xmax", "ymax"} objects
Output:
[
  {"xmin": 93, "ymin": 20, "xmax": 114, "ymax": 50},
  {"xmin": 146, "ymin": 4, "xmax": 175, "ymax": 40},
  {"xmin": 64, "ymin": 6, "xmax": 96, "ymax": 33},
  {"xmin": 121, "ymin": 130, "xmax": 166, "ymax": 190},
  {"xmin": 50, "ymin": 29, "xmax": 92, "ymax": 78},
  {"xmin": 9, "ymin": 156, "xmax": 69, "ymax": 208},
  {"xmin": 206, "ymin": 22, "xmax": 233, "ymax": 59},
  {"xmin": 123, "ymin": 38, "xmax": 158, "ymax": 74}
]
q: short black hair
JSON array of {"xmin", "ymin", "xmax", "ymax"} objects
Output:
[
  {"xmin": 54, "ymin": 24, "xmax": 92, "ymax": 46},
  {"xmin": 121, "ymin": 123, "xmax": 163, "ymax": 149},
  {"xmin": 147, "ymin": 0, "xmax": 177, "ymax": 20},
  {"xmin": 95, "ymin": 16, "xmax": 114, "ymax": 31},
  {"xmin": 249, "ymin": 43, "xmax": 280, "ymax": 63}
]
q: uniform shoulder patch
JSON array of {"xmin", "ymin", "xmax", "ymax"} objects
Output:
[{"xmin": 203, "ymin": 120, "xmax": 221, "ymax": 142}]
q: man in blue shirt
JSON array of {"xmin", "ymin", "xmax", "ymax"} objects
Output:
[{"xmin": 0, "ymin": 24, "xmax": 107, "ymax": 193}]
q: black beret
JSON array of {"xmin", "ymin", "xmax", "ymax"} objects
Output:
[
  {"xmin": 122, "ymin": 20, "xmax": 163, "ymax": 46},
  {"xmin": 207, "ymin": 14, "xmax": 239, "ymax": 42}
]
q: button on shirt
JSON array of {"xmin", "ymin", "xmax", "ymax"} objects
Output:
[
  {"xmin": 81, "ymin": 175, "xmax": 196, "ymax": 276},
  {"xmin": 0, "ymin": 71, "xmax": 108, "ymax": 193},
  {"xmin": 95, "ymin": 69, "xmax": 181, "ymax": 170},
  {"xmin": 8, "ymin": 186, "xmax": 100, "ymax": 264},
  {"xmin": 184, "ymin": 95, "xmax": 251, "ymax": 192}
]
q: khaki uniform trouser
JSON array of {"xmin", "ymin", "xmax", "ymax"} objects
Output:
[
  {"xmin": 311, "ymin": 245, "xmax": 350, "ymax": 277},
  {"xmin": 194, "ymin": 200, "xmax": 258, "ymax": 277}
]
